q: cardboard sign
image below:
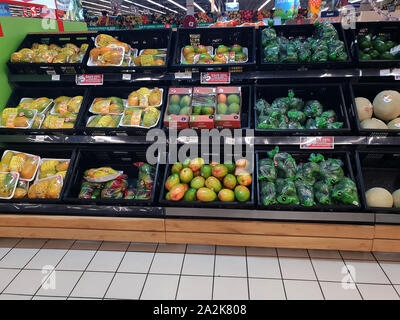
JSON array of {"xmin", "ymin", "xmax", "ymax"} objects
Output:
[
  {"xmin": 201, "ymin": 72, "xmax": 230, "ymax": 84},
  {"xmin": 76, "ymin": 74, "xmax": 103, "ymax": 86},
  {"xmin": 300, "ymin": 137, "xmax": 334, "ymax": 149}
]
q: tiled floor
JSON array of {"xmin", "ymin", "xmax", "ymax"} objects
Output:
[{"xmin": 0, "ymin": 238, "xmax": 400, "ymax": 300}]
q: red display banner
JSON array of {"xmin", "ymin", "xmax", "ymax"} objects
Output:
[
  {"xmin": 75, "ymin": 74, "xmax": 103, "ymax": 86},
  {"xmin": 300, "ymin": 137, "xmax": 335, "ymax": 149},
  {"xmin": 0, "ymin": 23, "xmax": 3, "ymax": 37},
  {"xmin": 200, "ymin": 72, "xmax": 230, "ymax": 84}
]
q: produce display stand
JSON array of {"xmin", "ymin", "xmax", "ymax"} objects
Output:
[{"xmin": 2, "ymin": 25, "xmax": 400, "ymax": 253}]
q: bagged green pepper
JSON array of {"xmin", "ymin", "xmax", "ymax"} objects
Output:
[
  {"xmin": 305, "ymin": 118, "xmax": 317, "ymax": 129},
  {"xmin": 314, "ymin": 180, "xmax": 332, "ymax": 205},
  {"xmin": 262, "ymin": 27, "xmax": 277, "ymax": 46},
  {"xmin": 304, "ymin": 100, "xmax": 323, "ymax": 118},
  {"xmin": 274, "ymin": 152, "xmax": 297, "ymax": 179},
  {"xmin": 271, "ymin": 97, "xmax": 290, "ymax": 113},
  {"xmin": 264, "ymin": 44, "xmax": 280, "ymax": 62},
  {"xmin": 332, "ymin": 177, "xmax": 359, "ymax": 206},
  {"xmin": 275, "ymin": 178, "xmax": 299, "ymax": 205},
  {"xmin": 287, "ymin": 109, "xmax": 306, "ymax": 124},
  {"xmin": 257, "ymin": 116, "xmax": 279, "ymax": 129},
  {"xmin": 295, "ymin": 162, "xmax": 320, "ymax": 185},
  {"xmin": 319, "ymin": 158, "xmax": 344, "ymax": 185},
  {"xmin": 313, "ymin": 22, "xmax": 339, "ymax": 41},
  {"xmin": 256, "ymin": 99, "xmax": 270, "ymax": 115},
  {"xmin": 312, "ymin": 50, "xmax": 328, "ymax": 62},
  {"xmin": 309, "ymin": 153, "xmax": 325, "ymax": 163},
  {"xmin": 288, "ymin": 121, "xmax": 304, "ymax": 129},
  {"xmin": 295, "ymin": 180, "xmax": 314, "ymax": 207},
  {"xmin": 327, "ymin": 122, "xmax": 344, "ymax": 129},
  {"xmin": 260, "ymin": 180, "xmax": 276, "ymax": 206},
  {"xmin": 321, "ymin": 110, "xmax": 337, "ymax": 124},
  {"xmin": 258, "ymin": 158, "xmax": 277, "ymax": 182}
]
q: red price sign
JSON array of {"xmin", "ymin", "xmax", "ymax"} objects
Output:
[
  {"xmin": 300, "ymin": 137, "xmax": 334, "ymax": 149},
  {"xmin": 75, "ymin": 74, "xmax": 103, "ymax": 86},
  {"xmin": 201, "ymin": 72, "xmax": 231, "ymax": 84}
]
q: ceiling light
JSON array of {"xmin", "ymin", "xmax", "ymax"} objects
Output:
[
  {"xmin": 82, "ymin": 1, "xmax": 111, "ymax": 10},
  {"xmin": 167, "ymin": 0, "xmax": 187, "ymax": 11},
  {"xmin": 124, "ymin": 0, "xmax": 166, "ymax": 14},
  {"xmin": 258, "ymin": 0, "xmax": 272, "ymax": 10},
  {"xmin": 194, "ymin": 2, "xmax": 205, "ymax": 12},
  {"xmin": 146, "ymin": 0, "xmax": 178, "ymax": 13}
]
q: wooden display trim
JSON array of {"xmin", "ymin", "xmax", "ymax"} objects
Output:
[{"xmin": 0, "ymin": 215, "xmax": 399, "ymax": 252}]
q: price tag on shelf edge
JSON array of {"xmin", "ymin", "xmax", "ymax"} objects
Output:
[
  {"xmin": 122, "ymin": 74, "xmax": 131, "ymax": 81},
  {"xmin": 300, "ymin": 137, "xmax": 335, "ymax": 150},
  {"xmin": 51, "ymin": 74, "xmax": 60, "ymax": 81},
  {"xmin": 75, "ymin": 74, "xmax": 103, "ymax": 86},
  {"xmin": 174, "ymin": 71, "xmax": 192, "ymax": 79},
  {"xmin": 200, "ymin": 72, "xmax": 230, "ymax": 84},
  {"xmin": 392, "ymin": 68, "xmax": 400, "ymax": 80}
]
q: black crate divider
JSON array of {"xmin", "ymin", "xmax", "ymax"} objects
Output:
[
  {"xmin": 255, "ymin": 148, "xmax": 363, "ymax": 212},
  {"xmin": 253, "ymin": 82, "xmax": 352, "ymax": 136}
]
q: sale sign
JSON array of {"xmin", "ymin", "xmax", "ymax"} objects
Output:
[
  {"xmin": 75, "ymin": 74, "xmax": 103, "ymax": 86},
  {"xmin": 300, "ymin": 136, "xmax": 335, "ymax": 149},
  {"xmin": 200, "ymin": 72, "xmax": 230, "ymax": 84}
]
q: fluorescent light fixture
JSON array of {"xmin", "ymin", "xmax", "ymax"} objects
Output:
[
  {"xmin": 124, "ymin": 0, "xmax": 166, "ymax": 14},
  {"xmin": 146, "ymin": 0, "xmax": 178, "ymax": 13},
  {"xmin": 167, "ymin": 0, "xmax": 187, "ymax": 11},
  {"xmin": 194, "ymin": 2, "xmax": 205, "ymax": 12},
  {"xmin": 82, "ymin": 1, "xmax": 111, "ymax": 10},
  {"xmin": 258, "ymin": 0, "xmax": 272, "ymax": 10}
]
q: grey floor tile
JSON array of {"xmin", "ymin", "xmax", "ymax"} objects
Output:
[
  {"xmin": 127, "ymin": 242, "xmax": 158, "ymax": 253},
  {"xmin": 247, "ymin": 247, "xmax": 277, "ymax": 257},
  {"xmin": 157, "ymin": 243, "xmax": 186, "ymax": 253},
  {"xmin": 216, "ymin": 246, "xmax": 245, "ymax": 256},
  {"xmin": 98, "ymin": 242, "xmax": 129, "ymax": 252},
  {"xmin": 374, "ymin": 252, "xmax": 400, "ymax": 262},
  {"xmin": 15, "ymin": 239, "xmax": 46, "ymax": 249},
  {"xmin": 186, "ymin": 244, "xmax": 215, "ymax": 255},
  {"xmin": 0, "ymin": 294, "xmax": 32, "ymax": 300},
  {"xmin": 277, "ymin": 248, "xmax": 308, "ymax": 258},
  {"xmin": 71, "ymin": 240, "xmax": 102, "ymax": 251},
  {"xmin": 0, "ymin": 238, "xmax": 20, "ymax": 248},
  {"xmin": 341, "ymin": 251, "xmax": 375, "ymax": 261},
  {"xmin": 308, "ymin": 250, "xmax": 341, "ymax": 259},
  {"xmin": 42, "ymin": 240, "xmax": 74, "ymax": 250},
  {"xmin": 32, "ymin": 296, "xmax": 67, "ymax": 300}
]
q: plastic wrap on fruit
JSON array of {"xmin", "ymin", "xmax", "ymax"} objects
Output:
[
  {"xmin": 138, "ymin": 174, "xmax": 154, "ymax": 191},
  {"xmin": 295, "ymin": 162, "xmax": 320, "ymax": 185},
  {"xmin": 275, "ymin": 178, "xmax": 299, "ymax": 205},
  {"xmin": 332, "ymin": 177, "xmax": 359, "ymax": 206},
  {"xmin": 278, "ymin": 118, "xmax": 289, "ymax": 129},
  {"xmin": 276, "ymin": 36, "xmax": 288, "ymax": 50},
  {"xmin": 312, "ymin": 50, "xmax": 328, "ymax": 62},
  {"xmin": 0, "ymin": 173, "xmax": 18, "ymax": 198},
  {"xmin": 305, "ymin": 118, "xmax": 317, "ymax": 129},
  {"xmin": 258, "ymin": 158, "xmax": 277, "ymax": 182},
  {"xmin": 274, "ymin": 152, "xmax": 297, "ymax": 179},
  {"xmin": 101, "ymin": 188, "xmax": 123, "ymax": 199},
  {"xmin": 309, "ymin": 153, "xmax": 325, "ymax": 163},
  {"xmin": 267, "ymin": 146, "xmax": 279, "ymax": 159},
  {"xmin": 287, "ymin": 94, "xmax": 304, "ymax": 111},
  {"xmin": 256, "ymin": 99, "xmax": 270, "ymax": 115},
  {"xmin": 260, "ymin": 180, "xmax": 276, "ymax": 206},
  {"xmin": 321, "ymin": 110, "xmax": 336, "ymax": 124},
  {"xmin": 327, "ymin": 40, "xmax": 346, "ymax": 61},
  {"xmin": 104, "ymin": 175, "xmax": 128, "ymax": 191},
  {"xmin": 264, "ymin": 44, "xmax": 279, "ymax": 62},
  {"xmin": 271, "ymin": 98, "xmax": 289, "ymax": 114},
  {"xmin": 319, "ymin": 159, "xmax": 344, "ymax": 185},
  {"xmin": 315, "ymin": 116, "xmax": 328, "ymax": 129},
  {"xmin": 298, "ymin": 48, "xmax": 311, "ymax": 62},
  {"xmin": 79, "ymin": 182, "xmax": 97, "ymax": 199},
  {"xmin": 295, "ymin": 180, "xmax": 314, "ymax": 207},
  {"xmin": 262, "ymin": 27, "xmax": 277, "ymax": 46},
  {"xmin": 314, "ymin": 22, "xmax": 339, "ymax": 41},
  {"xmin": 304, "ymin": 100, "xmax": 323, "ymax": 118},
  {"xmin": 314, "ymin": 180, "xmax": 332, "ymax": 205},
  {"xmin": 287, "ymin": 110, "xmax": 306, "ymax": 124},
  {"xmin": 280, "ymin": 51, "xmax": 298, "ymax": 63},
  {"xmin": 288, "ymin": 121, "xmax": 304, "ymax": 129},
  {"xmin": 14, "ymin": 179, "xmax": 28, "ymax": 199},
  {"xmin": 124, "ymin": 189, "xmax": 135, "ymax": 200},
  {"xmin": 327, "ymin": 122, "xmax": 344, "ymax": 129},
  {"xmin": 135, "ymin": 189, "xmax": 152, "ymax": 200},
  {"xmin": 257, "ymin": 116, "xmax": 279, "ymax": 129},
  {"xmin": 136, "ymin": 163, "xmax": 155, "ymax": 176}
]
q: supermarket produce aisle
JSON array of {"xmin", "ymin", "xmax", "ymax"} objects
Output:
[{"xmin": 0, "ymin": 238, "xmax": 399, "ymax": 300}]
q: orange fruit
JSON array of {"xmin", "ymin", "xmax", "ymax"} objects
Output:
[{"xmin": 218, "ymin": 94, "xmax": 227, "ymax": 104}]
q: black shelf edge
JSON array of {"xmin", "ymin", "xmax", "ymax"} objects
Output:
[{"xmin": 375, "ymin": 213, "xmax": 400, "ymax": 225}]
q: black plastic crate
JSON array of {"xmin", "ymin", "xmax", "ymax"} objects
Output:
[
  {"xmin": 85, "ymin": 29, "xmax": 172, "ymax": 74},
  {"xmin": 63, "ymin": 146, "xmax": 161, "ymax": 207},
  {"xmin": 354, "ymin": 22, "xmax": 400, "ymax": 69},
  {"xmin": 256, "ymin": 148, "xmax": 362, "ymax": 212},
  {"xmin": 171, "ymin": 27, "xmax": 256, "ymax": 72},
  {"xmin": 159, "ymin": 144, "xmax": 255, "ymax": 209},
  {"xmin": 349, "ymin": 81, "xmax": 400, "ymax": 136},
  {"xmin": 356, "ymin": 150, "xmax": 400, "ymax": 214},
  {"xmin": 258, "ymin": 23, "xmax": 352, "ymax": 70},
  {"xmin": 7, "ymin": 32, "xmax": 93, "ymax": 75},
  {"xmin": 80, "ymin": 86, "xmax": 166, "ymax": 136},
  {"xmin": 253, "ymin": 83, "xmax": 351, "ymax": 135},
  {"xmin": 0, "ymin": 86, "xmax": 90, "ymax": 135},
  {"xmin": 0, "ymin": 145, "xmax": 77, "ymax": 204}
]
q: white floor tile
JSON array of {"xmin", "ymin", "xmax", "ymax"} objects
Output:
[
  {"xmin": 0, "ymin": 247, "xmax": 11, "ymax": 260},
  {"xmin": 277, "ymin": 248, "xmax": 308, "ymax": 258},
  {"xmin": 320, "ymin": 281, "xmax": 362, "ymax": 300},
  {"xmin": 216, "ymin": 246, "xmax": 245, "ymax": 256},
  {"xmin": 0, "ymin": 248, "xmax": 39, "ymax": 268},
  {"xmin": 149, "ymin": 253, "xmax": 184, "ymax": 275},
  {"xmin": 86, "ymin": 251, "xmax": 125, "ymax": 272},
  {"xmin": 70, "ymin": 272, "xmax": 114, "ymax": 298},
  {"xmin": 341, "ymin": 251, "xmax": 374, "ymax": 261},
  {"xmin": 118, "ymin": 252, "xmax": 154, "ymax": 273},
  {"xmin": 213, "ymin": 277, "xmax": 248, "ymax": 300},
  {"xmin": 4, "ymin": 270, "xmax": 48, "ymax": 295},
  {"xmin": 215, "ymin": 255, "xmax": 247, "ymax": 277},
  {"xmin": 0, "ymin": 294, "xmax": 31, "ymax": 300},
  {"xmin": 68, "ymin": 297, "xmax": 101, "ymax": 300},
  {"xmin": 36, "ymin": 270, "xmax": 82, "ymax": 297},
  {"xmin": 157, "ymin": 243, "xmax": 186, "ymax": 253},
  {"xmin": 182, "ymin": 254, "xmax": 214, "ymax": 276},
  {"xmin": 249, "ymin": 278, "xmax": 286, "ymax": 300},
  {"xmin": 0, "ymin": 238, "xmax": 20, "ymax": 248},
  {"xmin": 32, "ymin": 296, "xmax": 67, "ymax": 300},
  {"xmin": 345, "ymin": 260, "xmax": 390, "ymax": 284},
  {"xmin": 140, "ymin": 274, "xmax": 179, "ymax": 300},
  {"xmin": 186, "ymin": 244, "xmax": 215, "ymax": 255},
  {"xmin": 105, "ymin": 273, "xmax": 146, "ymax": 300},
  {"xmin": 56, "ymin": 250, "xmax": 96, "ymax": 271},
  {"xmin": 284, "ymin": 280, "xmax": 323, "ymax": 300},
  {"xmin": 177, "ymin": 276, "xmax": 213, "ymax": 300},
  {"xmin": 128, "ymin": 242, "xmax": 158, "ymax": 253},
  {"xmin": 247, "ymin": 247, "xmax": 277, "ymax": 257},
  {"xmin": 0, "ymin": 269, "xmax": 19, "ymax": 292},
  {"xmin": 15, "ymin": 239, "xmax": 46, "ymax": 249},
  {"xmin": 312, "ymin": 259, "xmax": 347, "ymax": 282},
  {"xmin": 379, "ymin": 262, "xmax": 400, "ymax": 285},
  {"xmin": 358, "ymin": 284, "xmax": 400, "ymax": 300},
  {"xmin": 279, "ymin": 257, "xmax": 316, "ymax": 280},
  {"xmin": 99, "ymin": 242, "xmax": 129, "ymax": 252},
  {"xmin": 247, "ymin": 256, "xmax": 281, "ymax": 279},
  {"xmin": 374, "ymin": 252, "xmax": 400, "ymax": 262},
  {"xmin": 25, "ymin": 249, "xmax": 67, "ymax": 270},
  {"xmin": 308, "ymin": 250, "xmax": 341, "ymax": 259},
  {"xmin": 395, "ymin": 285, "xmax": 400, "ymax": 295}
]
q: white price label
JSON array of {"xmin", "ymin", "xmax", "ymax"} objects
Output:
[
  {"xmin": 175, "ymin": 72, "xmax": 192, "ymax": 79},
  {"xmin": 122, "ymin": 74, "xmax": 131, "ymax": 81},
  {"xmin": 51, "ymin": 75, "xmax": 60, "ymax": 81},
  {"xmin": 225, "ymin": 137, "xmax": 235, "ymax": 144},
  {"xmin": 390, "ymin": 44, "xmax": 400, "ymax": 56},
  {"xmin": 380, "ymin": 69, "xmax": 391, "ymax": 77}
]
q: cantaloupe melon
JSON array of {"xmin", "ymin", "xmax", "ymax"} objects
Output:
[
  {"xmin": 387, "ymin": 118, "xmax": 400, "ymax": 130},
  {"xmin": 366, "ymin": 187, "xmax": 393, "ymax": 208},
  {"xmin": 373, "ymin": 90, "xmax": 400, "ymax": 121},
  {"xmin": 355, "ymin": 97, "xmax": 373, "ymax": 121},
  {"xmin": 392, "ymin": 189, "xmax": 400, "ymax": 208},
  {"xmin": 360, "ymin": 118, "xmax": 388, "ymax": 129}
]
